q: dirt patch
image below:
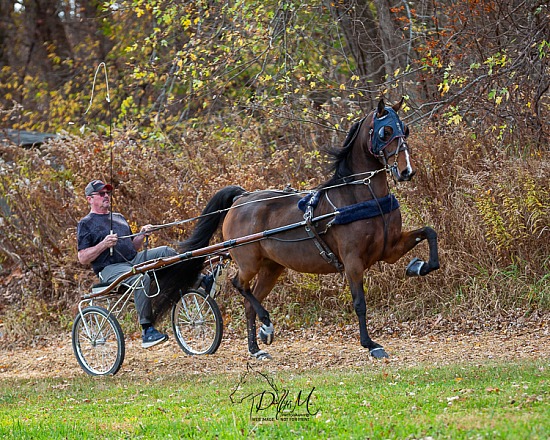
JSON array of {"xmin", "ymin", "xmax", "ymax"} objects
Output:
[{"xmin": 0, "ymin": 322, "xmax": 548, "ymax": 379}]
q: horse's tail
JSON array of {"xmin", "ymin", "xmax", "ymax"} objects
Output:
[
  {"xmin": 179, "ymin": 185, "xmax": 247, "ymax": 252},
  {"xmin": 152, "ymin": 185, "xmax": 246, "ymax": 322}
]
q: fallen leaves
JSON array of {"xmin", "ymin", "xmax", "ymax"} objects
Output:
[{"xmin": 0, "ymin": 324, "xmax": 548, "ymax": 380}]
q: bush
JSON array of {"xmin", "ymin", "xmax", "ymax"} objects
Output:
[{"xmin": 0, "ymin": 118, "xmax": 548, "ymax": 341}]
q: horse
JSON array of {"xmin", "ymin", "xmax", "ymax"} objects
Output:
[{"xmin": 155, "ymin": 98, "xmax": 440, "ymax": 360}]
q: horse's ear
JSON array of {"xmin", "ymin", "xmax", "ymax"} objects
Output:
[
  {"xmin": 377, "ymin": 99, "xmax": 385, "ymax": 117},
  {"xmin": 392, "ymin": 97, "xmax": 405, "ymax": 112}
]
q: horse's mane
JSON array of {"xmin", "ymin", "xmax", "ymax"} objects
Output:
[{"xmin": 319, "ymin": 119, "xmax": 363, "ymax": 189}]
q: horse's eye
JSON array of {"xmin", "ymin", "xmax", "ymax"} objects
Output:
[{"xmin": 378, "ymin": 127, "xmax": 392, "ymax": 141}]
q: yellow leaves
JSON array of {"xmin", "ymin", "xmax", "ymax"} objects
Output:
[
  {"xmin": 439, "ymin": 82, "xmax": 450, "ymax": 95},
  {"xmin": 339, "ymin": 83, "xmax": 346, "ymax": 90},
  {"xmin": 474, "ymin": 172, "xmax": 549, "ymax": 253},
  {"xmin": 447, "ymin": 113, "xmax": 462, "ymax": 125}
]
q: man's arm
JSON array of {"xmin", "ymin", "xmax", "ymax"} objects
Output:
[{"xmin": 78, "ymin": 233, "xmax": 118, "ymax": 265}]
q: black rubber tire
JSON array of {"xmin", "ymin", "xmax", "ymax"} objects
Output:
[
  {"xmin": 171, "ymin": 289, "xmax": 223, "ymax": 355},
  {"xmin": 72, "ymin": 306, "xmax": 125, "ymax": 376}
]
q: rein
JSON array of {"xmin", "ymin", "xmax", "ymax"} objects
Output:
[
  {"xmin": 117, "ymin": 168, "xmax": 388, "ymax": 240},
  {"xmin": 119, "ymin": 107, "xmax": 404, "ymax": 240}
]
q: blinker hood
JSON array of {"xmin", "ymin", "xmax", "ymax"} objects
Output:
[{"xmin": 370, "ymin": 107, "xmax": 406, "ymax": 155}]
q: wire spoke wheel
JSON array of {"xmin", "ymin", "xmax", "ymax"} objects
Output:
[
  {"xmin": 72, "ymin": 306, "xmax": 125, "ymax": 376},
  {"xmin": 172, "ymin": 289, "xmax": 223, "ymax": 355}
]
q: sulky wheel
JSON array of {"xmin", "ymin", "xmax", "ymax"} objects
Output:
[
  {"xmin": 72, "ymin": 306, "xmax": 125, "ymax": 376},
  {"xmin": 171, "ymin": 289, "xmax": 223, "ymax": 355}
]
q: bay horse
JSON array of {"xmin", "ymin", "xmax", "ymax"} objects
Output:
[{"xmin": 158, "ymin": 98, "xmax": 440, "ymax": 359}]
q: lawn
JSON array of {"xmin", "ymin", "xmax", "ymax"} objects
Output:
[{"xmin": 0, "ymin": 359, "xmax": 548, "ymax": 439}]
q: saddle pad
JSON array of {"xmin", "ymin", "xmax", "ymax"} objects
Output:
[{"xmin": 298, "ymin": 193, "xmax": 399, "ymax": 225}]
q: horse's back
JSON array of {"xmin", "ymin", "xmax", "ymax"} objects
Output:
[
  {"xmin": 225, "ymin": 189, "xmax": 305, "ymax": 234},
  {"xmin": 223, "ymin": 189, "xmax": 340, "ymax": 274}
]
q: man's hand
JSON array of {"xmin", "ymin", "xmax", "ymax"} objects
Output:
[
  {"xmin": 103, "ymin": 233, "xmax": 118, "ymax": 248},
  {"xmin": 133, "ymin": 224, "xmax": 153, "ymax": 251},
  {"xmin": 140, "ymin": 224, "xmax": 153, "ymax": 236}
]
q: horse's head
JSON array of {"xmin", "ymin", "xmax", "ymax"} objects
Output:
[{"xmin": 369, "ymin": 98, "xmax": 415, "ymax": 182}]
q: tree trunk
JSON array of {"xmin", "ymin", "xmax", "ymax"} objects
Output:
[
  {"xmin": 327, "ymin": 0, "xmax": 386, "ymax": 106},
  {"xmin": 374, "ymin": 0, "xmax": 409, "ymax": 77}
]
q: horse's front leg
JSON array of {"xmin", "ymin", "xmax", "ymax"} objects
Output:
[
  {"xmin": 386, "ymin": 226, "xmax": 440, "ymax": 276},
  {"xmin": 348, "ymin": 277, "xmax": 389, "ymax": 359}
]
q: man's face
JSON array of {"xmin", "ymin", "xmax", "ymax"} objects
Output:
[{"xmin": 87, "ymin": 190, "xmax": 111, "ymax": 212}]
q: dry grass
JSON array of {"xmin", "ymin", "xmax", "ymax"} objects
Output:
[{"xmin": 0, "ymin": 119, "xmax": 548, "ymax": 341}]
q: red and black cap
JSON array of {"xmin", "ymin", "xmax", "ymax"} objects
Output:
[{"xmin": 85, "ymin": 179, "xmax": 113, "ymax": 196}]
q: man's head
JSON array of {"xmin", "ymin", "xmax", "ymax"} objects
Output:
[
  {"xmin": 85, "ymin": 180, "xmax": 113, "ymax": 214},
  {"xmin": 85, "ymin": 179, "xmax": 113, "ymax": 196}
]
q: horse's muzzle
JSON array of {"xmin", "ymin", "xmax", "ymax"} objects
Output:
[{"xmin": 394, "ymin": 167, "xmax": 416, "ymax": 182}]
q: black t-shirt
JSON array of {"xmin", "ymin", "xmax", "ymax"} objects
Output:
[{"xmin": 77, "ymin": 212, "xmax": 138, "ymax": 274}]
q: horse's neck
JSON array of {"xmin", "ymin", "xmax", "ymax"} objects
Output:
[
  {"xmin": 350, "ymin": 149, "xmax": 389, "ymax": 200},
  {"xmin": 353, "ymin": 169, "xmax": 389, "ymax": 201}
]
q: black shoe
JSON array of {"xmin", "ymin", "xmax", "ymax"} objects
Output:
[{"xmin": 142, "ymin": 327, "xmax": 168, "ymax": 349}]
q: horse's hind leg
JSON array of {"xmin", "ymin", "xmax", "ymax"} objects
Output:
[
  {"xmin": 232, "ymin": 264, "xmax": 284, "ymax": 360},
  {"xmin": 231, "ymin": 276, "xmax": 265, "ymax": 356}
]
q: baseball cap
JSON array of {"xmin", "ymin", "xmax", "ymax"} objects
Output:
[{"xmin": 85, "ymin": 179, "xmax": 113, "ymax": 196}]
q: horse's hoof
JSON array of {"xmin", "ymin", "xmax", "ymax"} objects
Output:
[
  {"xmin": 369, "ymin": 347, "xmax": 389, "ymax": 359},
  {"xmin": 251, "ymin": 350, "xmax": 272, "ymax": 360},
  {"xmin": 259, "ymin": 323, "xmax": 274, "ymax": 345},
  {"xmin": 406, "ymin": 257, "xmax": 425, "ymax": 276}
]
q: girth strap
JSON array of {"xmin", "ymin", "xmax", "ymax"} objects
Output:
[{"xmin": 303, "ymin": 192, "xmax": 344, "ymax": 273}]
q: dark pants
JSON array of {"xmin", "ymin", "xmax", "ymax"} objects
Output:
[{"xmin": 99, "ymin": 246, "xmax": 177, "ymax": 325}]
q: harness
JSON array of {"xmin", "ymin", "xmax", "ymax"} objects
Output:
[
  {"xmin": 299, "ymin": 187, "xmax": 400, "ymax": 272},
  {"xmin": 297, "ymin": 105, "xmax": 408, "ymax": 272},
  {"xmin": 302, "ymin": 193, "xmax": 344, "ymax": 272}
]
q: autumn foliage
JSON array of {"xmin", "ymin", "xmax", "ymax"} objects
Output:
[{"xmin": 0, "ymin": 0, "xmax": 548, "ymax": 339}]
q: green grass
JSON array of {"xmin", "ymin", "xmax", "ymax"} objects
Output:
[{"xmin": 0, "ymin": 360, "xmax": 548, "ymax": 439}]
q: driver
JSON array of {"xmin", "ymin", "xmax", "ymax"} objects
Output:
[{"xmin": 76, "ymin": 179, "xmax": 177, "ymax": 348}]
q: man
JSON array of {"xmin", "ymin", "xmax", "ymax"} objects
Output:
[{"xmin": 77, "ymin": 179, "xmax": 177, "ymax": 348}]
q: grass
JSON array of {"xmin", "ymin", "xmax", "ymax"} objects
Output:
[{"xmin": 0, "ymin": 360, "xmax": 548, "ymax": 439}]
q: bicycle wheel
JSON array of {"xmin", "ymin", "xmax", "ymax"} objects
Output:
[
  {"xmin": 171, "ymin": 289, "xmax": 223, "ymax": 355},
  {"xmin": 72, "ymin": 306, "xmax": 125, "ymax": 376}
]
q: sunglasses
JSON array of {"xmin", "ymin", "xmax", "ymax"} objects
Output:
[{"xmin": 92, "ymin": 191, "xmax": 111, "ymax": 197}]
